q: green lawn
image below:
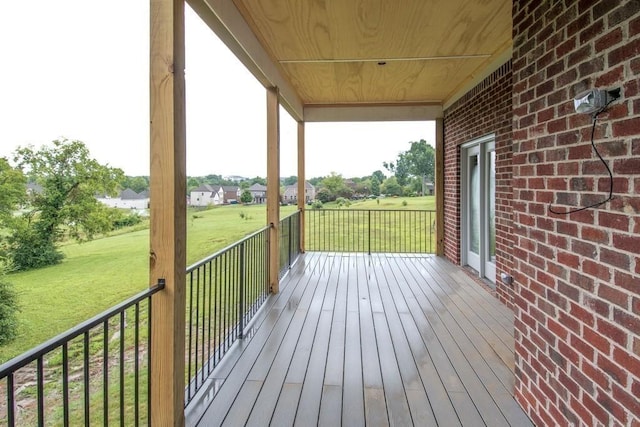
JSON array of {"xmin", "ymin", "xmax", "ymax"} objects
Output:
[
  {"xmin": 321, "ymin": 195, "xmax": 435, "ymax": 210},
  {"xmin": 0, "ymin": 197, "xmax": 433, "ymax": 363},
  {"xmin": 0, "ymin": 203, "xmax": 297, "ymax": 363}
]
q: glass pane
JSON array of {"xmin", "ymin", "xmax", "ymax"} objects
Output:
[
  {"xmin": 488, "ymin": 150, "xmax": 496, "ymax": 262},
  {"xmin": 469, "ymin": 154, "xmax": 480, "ymax": 254}
]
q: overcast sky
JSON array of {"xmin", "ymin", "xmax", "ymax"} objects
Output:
[{"xmin": 0, "ymin": 1, "xmax": 434, "ymax": 179}]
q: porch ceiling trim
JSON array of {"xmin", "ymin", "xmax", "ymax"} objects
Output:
[
  {"xmin": 304, "ymin": 103, "xmax": 443, "ymax": 122},
  {"xmin": 442, "ymin": 45, "xmax": 513, "ymax": 111}
]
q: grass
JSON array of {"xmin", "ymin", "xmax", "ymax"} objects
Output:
[
  {"xmin": 0, "ymin": 203, "xmax": 297, "ymax": 363},
  {"xmin": 320, "ymin": 195, "xmax": 435, "ymax": 210}
]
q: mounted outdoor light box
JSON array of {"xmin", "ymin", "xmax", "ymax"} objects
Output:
[{"xmin": 573, "ymin": 88, "xmax": 621, "ymax": 114}]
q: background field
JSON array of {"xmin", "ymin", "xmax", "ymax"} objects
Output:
[{"xmin": 0, "ymin": 197, "xmax": 433, "ymax": 363}]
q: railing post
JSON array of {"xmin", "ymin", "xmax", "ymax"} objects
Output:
[
  {"xmin": 288, "ymin": 215, "xmax": 293, "ymax": 268},
  {"xmin": 238, "ymin": 242, "xmax": 245, "ymax": 339},
  {"xmin": 368, "ymin": 210, "xmax": 371, "ymax": 255}
]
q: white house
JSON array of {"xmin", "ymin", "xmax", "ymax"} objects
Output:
[
  {"xmin": 97, "ymin": 188, "xmax": 149, "ymax": 210},
  {"xmin": 190, "ymin": 184, "xmax": 217, "ymax": 206}
]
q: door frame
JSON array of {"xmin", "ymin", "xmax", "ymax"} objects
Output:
[{"xmin": 461, "ymin": 134, "xmax": 496, "ymax": 284}]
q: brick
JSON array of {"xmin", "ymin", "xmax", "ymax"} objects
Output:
[
  {"xmin": 585, "ymin": 294, "xmax": 611, "ymax": 318},
  {"xmin": 612, "ymin": 383, "xmax": 640, "ymax": 418},
  {"xmin": 595, "ymin": 65, "xmax": 624, "ymax": 87},
  {"xmin": 625, "ymin": 78, "xmax": 640, "ymax": 97},
  {"xmin": 581, "ymin": 226, "xmax": 609, "ymax": 244},
  {"xmin": 558, "ymin": 251, "xmax": 580, "ymax": 269},
  {"xmin": 613, "ymin": 233, "xmax": 640, "ymax": 252},
  {"xmin": 608, "ymin": 1, "xmax": 640, "ymax": 27},
  {"xmin": 608, "ymin": 37, "xmax": 640, "ymax": 66},
  {"xmin": 578, "ymin": 56, "xmax": 605, "ymax": 77},
  {"xmin": 582, "ymin": 390, "xmax": 609, "ymax": 424},
  {"xmin": 598, "ymin": 283, "xmax": 628, "ymax": 308},
  {"xmin": 613, "ymin": 308, "xmax": 640, "ymax": 335},
  {"xmin": 582, "ymin": 360, "xmax": 611, "ymax": 390},
  {"xmin": 612, "ymin": 118, "xmax": 640, "ymax": 138},
  {"xmin": 600, "ymin": 247, "xmax": 631, "ymax": 269},
  {"xmin": 599, "ymin": 212, "xmax": 630, "ymax": 231},
  {"xmin": 571, "ymin": 239, "xmax": 597, "ymax": 258},
  {"xmin": 596, "ymin": 389, "xmax": 628, "ymax": 424},
  {"xmin": 599, "ymin": 176, "xmax": 628, "ymax": 193},
  {"xmin": 580, "ymin": 19, "xmax": 605, "ymax": 44},
  {"xmin": 569, "ymin": 144, "xmax": 595, "ymax": 159},
  {"xmin": 596, "ymin": 318, "xmax": 626, "ymax": 346},
  {"xmin": 594, "ymin": 27, "xmax": 623, "ymax": 52},
  {"xmin": 615, "ymin": 270, "xmax": 640, "ymax": 294},
  {"xmin": 632, "ymin": 15, "xmax": 640, "ymax": 37},
  {"xmin": 595, "ymin": 139, "xmax": 629, "ymax": 157},
  {"xmin": 612, "ymin": 347, "xmax": 640, "ymax": 379},
  {"xmin": 570, "ymin": 300, "xmax": 596, "ymax": 326}
]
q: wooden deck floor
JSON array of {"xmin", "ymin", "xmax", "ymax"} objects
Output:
[{"xmin": 186, "ymin": 253, "xmax": 532, "ymax": 426}]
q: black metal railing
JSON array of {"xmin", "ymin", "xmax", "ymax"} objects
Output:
[
  {"xmin": 306, "ymin": 209, "xmax": 436, "ymax": 253},
  {"xmin": 184, "ymin": 226, "xmax": 270, "ymax": 406},
  {"xmin": 0, "ymin": 281, "xmax": 165, "ymax": 427},
  {"xmin": 279, "ymin": 210, "xmax": 301, "ymax": 277},
  {"xmin": 184, "ymin": 212, "xmax": 303, "ymax": 406}
]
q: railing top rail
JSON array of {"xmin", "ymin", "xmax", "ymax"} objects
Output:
[
  {"xmin": 0, "ymin": 281, "xmax": 165, "ymax": 378},
  {"xmin": 186, "ymin": 225, "xmax": 270, "ymax": 273},
  {"xmin": 308, "ymin": 208, "xmax": 435, "ymax": 213},
  {"xmin": 279, "ymin": 210, "xmax": 301, "ymax": 222}
]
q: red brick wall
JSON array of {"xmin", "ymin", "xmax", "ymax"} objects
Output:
[
  {"xmin": 512, "ymin": 1, "xmax": 640, "ymax": 425},
  {"xmin": 443, "ymin": 62, "xmax": 515, "ymax": 308}
]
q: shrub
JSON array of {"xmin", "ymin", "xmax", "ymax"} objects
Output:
[
  {"xmin": 311, "ymin": 200, "xmax": 323, "ymax": 209},
  {"xmin": 315, "ymin": 188, "xmax": 333, "ymax": 203},
  {"xmin": 402, "ymin": 200, "xmax": 408, "ymax": 206},
  {"xmin": 8, "ymin": 224, "xmax": 64, "ymax": 271},
  {"xmin": 336, "ymin": 197, "xmax": 351, "ymax": 208},
  {"xmin": 112, "ymin": 211, "xmax": 143, "ymax": 229},
  {"xmin": 0, "ymin": 264, "xmax": 19, "ymax": 345}
]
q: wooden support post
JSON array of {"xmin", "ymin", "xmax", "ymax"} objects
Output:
[
  {"xmin": 267, "ymin": 87, "xmax": 280, "ymax": 293},
  {"xmin": 297, "ymin": 121, "xmax": 306, "ymax": 253},
  {"xmin": 435, "ymin": 118, "xmax": 445, "ymax": 256},
  {"xmin": 149, "ymin": 0, "xmax": 186, "ymax": 425}
]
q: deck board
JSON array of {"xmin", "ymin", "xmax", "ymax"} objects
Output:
[{"xmin": 189, "ymin": 253, "xmax": 532, "ymax": 427}]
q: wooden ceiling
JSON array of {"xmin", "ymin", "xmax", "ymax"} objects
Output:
[{"xmin": 189, "ymin": 0, "xmax": 512, "ymax": 121}]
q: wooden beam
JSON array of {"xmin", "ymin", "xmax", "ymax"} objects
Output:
[
  {"xmin": 186, "ymin": 0, "xmax": 304, "ymax": 121},
  {"xmin": 297, "ymin": 121, "xmax": 306, "ymax": 253},
  {"xmin": 435, "ymin": 118, "xmax": 444, "ymax": 257},
  {"xmin": 149, "ymin": 0, "xmax": 186, "ymax": 425},
  {"xmin": 304, "ymin": 104, "xmax": 443, "ymax": 122},
  {"xmin": 266, "ymin": 87, "xmax": 280, "ymax": 292}
]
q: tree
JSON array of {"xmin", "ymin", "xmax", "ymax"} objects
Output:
[
  {"xmin": 371, "ymin": 170, "xmax": 386, "ymax": 183},
  {"xmin": 402, "ymin": 139, "xmax": 435, "ymax": 195},
  {"xmin": 120, "ymin": 175, "xmax": 149, "ymax": 193},
  {"xmin": 383, "ymin": 158, "xmax": 409, "ymax": 186},
  {"xmin": 371, "ymin": 175, "xmax": 381, "ymax": 196},
  {"xmin": 0, "ymin": 158, "xmax": 26, "ymax": 224},
  {"xmin": 384, "ymin": 140, "xmax": 435, "ymax": 194},
  {"xmin": 315, "ymin": 188, "xmax": 333, "ymax": 203},
  {"xmin": 381, "ymin": 176, "xmax": 403, "ymax": 196},
  {"xmin": 249, "ymin": 176, "xmax": 266, "ymax": 186},
  {"xmin": 10, "ymin": 139, "xmax": 124, "ymax": 270},
  {"xmin": 240, "ymin": 189, "xmax": 253, "ymax": 204},
  {"xmin": 320, "ymin": 172, "xmax": 346, "ymax": 200},
  {"xmin": 282, "ymin": 176, "xmax": 297, "ymax": 186}
]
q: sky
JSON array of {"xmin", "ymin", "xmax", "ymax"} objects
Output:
[{"xmin": 0, "ymin": 1, "xmax": 434, "ymax": 179}]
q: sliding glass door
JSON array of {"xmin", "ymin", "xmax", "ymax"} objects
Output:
[{"xmin": 462, "ymin": 136, "xmax": 496, "ymax": 284}]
